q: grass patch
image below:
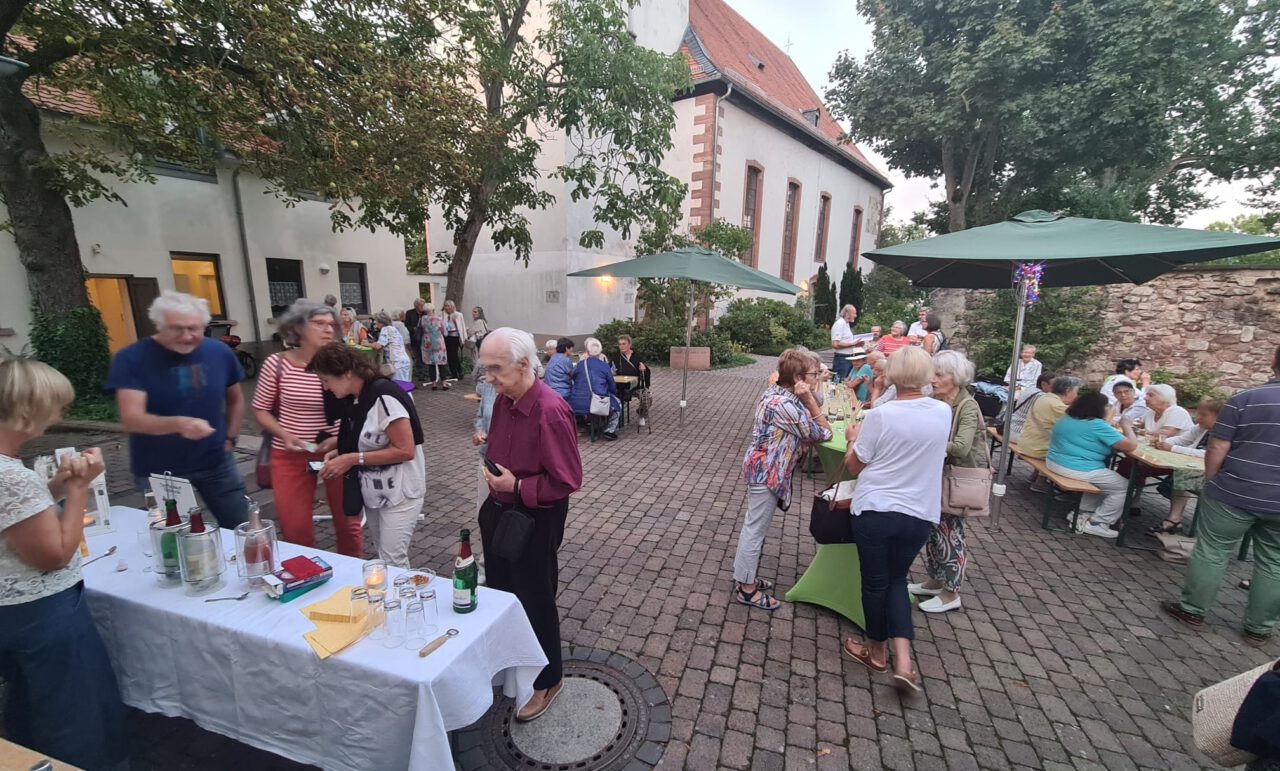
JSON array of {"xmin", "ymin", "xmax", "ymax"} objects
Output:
[
  {"xmin": 713, "ymin": 352, "xmax": 756, "ymax": 369},
  {"xmin": 66, "ymin": 397, "xmax": 119, "ymax": 423}
]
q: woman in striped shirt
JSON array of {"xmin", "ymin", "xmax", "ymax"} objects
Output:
[{"xmin": 252, "ymin": 300, "xmax": 363, "ymax": 557}]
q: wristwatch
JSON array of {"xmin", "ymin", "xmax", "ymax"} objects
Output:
[{"xmin": 358, "ymin": 451, "xmax": 365, "ymax": 466}]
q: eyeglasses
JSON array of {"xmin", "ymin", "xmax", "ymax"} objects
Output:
[
  {"xmin": 161, "ymin": 324, "xmax": 204, "ymax": 336},
  {"xmin": 805, "ymin": 371, "xmax": 822, "ymax": 378}
]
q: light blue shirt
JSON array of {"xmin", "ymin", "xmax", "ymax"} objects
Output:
[
  {"xmin": 1048, "ymin": 417, "xmax": 1124, "ymax": 472},
  {"xmin": 544, "ymin": 354, "xmax": 574, "ymax": 399},
  {"xmin": 851, "ymin": 364, "xmax": 873, "ymax": 403}
]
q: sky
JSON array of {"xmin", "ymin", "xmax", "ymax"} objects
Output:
[{"xmin": 723, "ymin": 0, "xmax": 1258, "ymax": 230}]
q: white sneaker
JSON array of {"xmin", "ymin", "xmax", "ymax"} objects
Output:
[
  {"xmin": 1065, "ymin": 514, "xmax": 1087, "ymax": 533},
  {"xmin": 1083, "ymin": 522, "xmax": 1119, "ymax": 539},
  {"xmin": 918, "ymin": 595, "xmax": 962, "ymax": 613},
  {"xmin": 907, "ymin": 583, "xmax": 942, "ymax": 597}
]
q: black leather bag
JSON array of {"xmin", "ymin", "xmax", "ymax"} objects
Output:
[
  {"xmin": 809, "ymin": 488, "xmax": 855, "ymax": 545},
  {"xmin": 491, "ymin": 507, "xmax": 535, "ymax": 561}
]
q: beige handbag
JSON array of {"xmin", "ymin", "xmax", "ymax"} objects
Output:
[
  {"xmin": 1193, "ymin": 658, "xmax": 1280, "ymax": 766},
  {"xmin": 941, "ymin": 396, "xmax": 993, "ymax": 518}
]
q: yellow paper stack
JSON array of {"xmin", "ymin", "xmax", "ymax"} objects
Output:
[{"xmin": 301, "ymin": 586, "xmax": 368, "ymax": 659}]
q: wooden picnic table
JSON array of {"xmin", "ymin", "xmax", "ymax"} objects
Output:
[{"xmin": 1115, "ymin": 444, "xmax": 1205, "ymax": 549}]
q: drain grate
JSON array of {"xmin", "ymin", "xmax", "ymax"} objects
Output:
[{"xmin": 455, "ymin": 647, "xmax": 671, "ymax": 771}]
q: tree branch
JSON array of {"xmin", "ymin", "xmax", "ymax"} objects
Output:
[
  {"xmin": 503, "ymin": 0, "xmax": 531, "ymax": 53},
  {"xmin": 0, "ymin": 0, "xmax": 30, "ymax": 42},
  {"xmin": 1147, "ymin": 154, "xmax": 1207, "ymax": 187}
]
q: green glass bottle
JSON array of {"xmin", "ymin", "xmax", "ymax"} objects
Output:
[
  {"xmin": 452, "ymin": 529, "xmax": 477, "ymax": 614},
  {"xmin": 160, "ymin": 498, "xmax": 181, "ymax": 570}
]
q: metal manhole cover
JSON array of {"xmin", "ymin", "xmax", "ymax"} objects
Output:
[{"xmin": 455, "ymin": 647, "xmax": 671, "ymax": 771}]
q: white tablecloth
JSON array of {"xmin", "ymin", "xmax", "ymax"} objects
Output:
[{"xmin": 84, "ymin": 506, "xmax": 546, "ymax": 771}]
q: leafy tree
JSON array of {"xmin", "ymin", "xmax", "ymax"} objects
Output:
[
  {"xmin": 813, "ymin": 263, "xmax": 836, "ymax": 326},
  {"xmin": 827, "ymin": 0, "xmax": 1278, "ymax": 232},
  {"xmin": 838, "ymin": 265, "xmax": 863, "ymax": 318},
  {"xmin": 435, "ymin": 0, "xmax": 690, "ymax": 306},
  {"xmin": 960, "ymin": 287, "xmax": 1105, "ymax": 377},
  {"xmin": 717, "ymin": 298, "xmax": 827, "ymax": 357},
  {"xmin": 1205, "ymin": 215, "xmax": 1280, "ymax": 267},
  {"xmin": 634, "ymin": 218, "xmax": 753, "ymax": 324},
  {"xmin": 859, "ymin": 264, "xmax": 928, "ymax": 333},
  {"xmin": 2, "ymin": 0, "xmax": 476, "ymax": 387}
]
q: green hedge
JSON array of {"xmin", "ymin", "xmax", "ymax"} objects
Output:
[
  {"xmin": 592, "ymin": 319, "xmax": 742, "ymax": 366},
  {"xmin": 29, "ymin": 304, "xmax": 111, "ymax": 400},
  {"xmin": 716, "ymin": 298, "xmax": 828, "ymax": 356}
]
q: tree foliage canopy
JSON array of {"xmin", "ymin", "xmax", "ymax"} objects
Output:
[
  {"xmin": 633, "ymin": 218, "xmax": 753, "ymax": 324},
  {"xmin": 826, "ymin": 0, "xmax": 1280, "ymax": 232},
  {"xmin": 961, "ymin": 287, "xmax": 1106, "ymax": 377}
]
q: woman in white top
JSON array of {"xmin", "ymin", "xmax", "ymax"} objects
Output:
[
  {"xmin": 0, "ymin": 360, "xmax": 127, "ymax": 769},
  {"xmin": 839, "ymin": 346, "xmax": 951, "ymax": 694},
  {"xmin": 369, "ymin": 311, "xmax": 413, "ymax": 382},
  {"xmin": 312, "ymin": 343, "xmax": 426, "ymax": 567},
  {"xmin": 442, "ymin": 300, "xmax": 467, "ymax": 381},
  {"xmin": 1149, "ymin": 397, "xmax": 1225, "ymax": 534}
]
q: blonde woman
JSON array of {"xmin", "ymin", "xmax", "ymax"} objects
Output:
[
  {"xmin": 0, "ymin": 360, "xmax": 127, "ymax": 768},
  {"xmin": 339, "ymin": 306, "xmax": 368, "ymax": 345},
  {"xmin": 442, "ymin": 299, "xmax": 467, "ymax": 381}
]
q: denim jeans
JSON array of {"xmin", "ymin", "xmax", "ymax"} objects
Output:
[
  {"xmin": 832, "ymin": 354, "xmax": 853, "ymax": 382},
  {"xmin": 852, "ymin": 510, "xmax": 933, "ymax": 641},
  {"xmin": 136, "ymin": 451, "xmax": 249, "ymax": 529},
  {"xmin": 0, "ymin": 584, "xmax": 128, "ymax": 770}
]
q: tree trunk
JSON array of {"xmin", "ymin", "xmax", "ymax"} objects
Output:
[
  {"xmin": 444, "ymin": 198, "xmax": 488, "ymax": 308},
  {"xmin": 0, "ymin": 81, "xmax": 91, "ymax": 313}
]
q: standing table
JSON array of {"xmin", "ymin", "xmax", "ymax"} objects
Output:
[
  {"xmin": 84, "ymin": 506, "xmax": 547, "ymax": 771},
  {"xmin": 1115, "ymin": 445, "xmax": 1205, "ymax": 550}
]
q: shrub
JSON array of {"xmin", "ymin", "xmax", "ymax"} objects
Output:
[
  {"xmin": 28, "ymin": 304, "xmax": 111, "ymax": 401},
  {"xmin": 960, "ymin": 287, "xmax": 1105, "ymax": 378},
  {"xmin": 718, "ymin": 298, "xmax": 827, "ymax": 356},
  {"xmin": 592, "ymin": 318, "xmax": 739, "ymax": 366},
  {"xmin": 1149, "ymin": 366, "xmax": 1231, "ymax": 408}
]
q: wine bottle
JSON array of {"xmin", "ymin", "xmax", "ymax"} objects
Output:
[
  {"xmin": 184, "ymin": 507, "xmax": 208, "ymax": 581},
  {"xmin": 242, "ymin": 498, "xmax": 272, "ymax": 582},
  {"xmin": 452, "ymin": 529, "xmax": 477, "ymax": 614},
  {"xmin": 160, "ymin": 498, "xmax": 181, "ymax": 570}
]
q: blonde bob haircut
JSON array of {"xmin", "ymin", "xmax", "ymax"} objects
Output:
[
  {"xmin": 885, "ymin": 345, "xmax": 934, "ymax": 391},
  {"xmin": 0, "ymin": 359, "xmax": 75, "ymax": 433}
]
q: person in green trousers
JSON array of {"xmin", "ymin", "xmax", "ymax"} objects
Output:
[{"xmin": 1163, "ymin": 345, "xmax": 1280, "ymax": 646}]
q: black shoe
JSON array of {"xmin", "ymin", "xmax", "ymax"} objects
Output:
[
  {"xmin": 1161, "ymin": 600, "xmax": 1204, "ymax": 629},
  {"xmin": 1148, "ymin": 519, "xmax": 1181, "ymax": 535},
  {"xmin": 603, "ymin": 431, "xmax": 618, "ymax": 440}
]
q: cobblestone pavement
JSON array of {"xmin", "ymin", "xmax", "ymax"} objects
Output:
[{"xmin": 26, "ymin": 356, "xmax": 1277, "ymax": 770}]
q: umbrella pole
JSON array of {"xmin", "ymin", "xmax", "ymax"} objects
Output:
[
  {"xmin": 680, "ymin": 282, "xmax": 694, "ymax": 424},
  {"xmin": 992, "ymin": 276, "xmax": 1028, "ymax": 526}
]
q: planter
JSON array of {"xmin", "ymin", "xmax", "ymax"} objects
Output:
[{"xmin": 669, "ymin": 346, "xmax": 711, "ymax": 371}]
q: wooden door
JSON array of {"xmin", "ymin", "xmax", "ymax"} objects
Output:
[
  {"xmin": 127, "ymin": 277, "xmax": 161, "ymax": 338},
  {"xmin": 85, "ymin": 277, "xmax": 135, "ymax": 354}
]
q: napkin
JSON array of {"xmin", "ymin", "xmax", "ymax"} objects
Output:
[
  {"xmin": 300, "ymin": 586, "xmax": 368, "ymax": 659},
  {"xmin": 303, "ymin": 586, "xmax": 366, "ymax": 623}
]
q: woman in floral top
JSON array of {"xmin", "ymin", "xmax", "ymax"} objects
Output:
[
  {"xmin": 418, "ymin": 303, "xmax": 450, "ymax": 390},
  {"xmin": 733, "ymin": 349, "xmax": 833, "ymax": 610},
  {"xmin": 0, "ymin": 359, "xmax": 128, "ymax": 769}
]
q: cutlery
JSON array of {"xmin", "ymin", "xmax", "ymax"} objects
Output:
[
  {"xmin": 417, "ymin": 628, "xmax": 459, "ymax": 658},
  {"xmin": 204, "ymin": 592, "xmax": 251, "ymax": 603},
  {"xmin": 81, "ymin": 545, "xmax": 118, "ymax": 567}
]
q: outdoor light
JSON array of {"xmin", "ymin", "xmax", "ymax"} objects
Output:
[{"xmin": 0, "ymin": 56, "xmax": 29, "ymax": 77}]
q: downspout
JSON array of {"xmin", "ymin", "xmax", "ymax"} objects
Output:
[
  {"xmin": 231, "ymin": 164, "xmax": 262, "ymax": 344},
  {"xmin": 707, "ymin": 82, "xmax": 732, "ymax": 222}
]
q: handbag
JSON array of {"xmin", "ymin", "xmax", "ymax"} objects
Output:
[
  {"xmin": 941, "ymin": 396, "xmax": 993, "ymax": 518},
  {"xmin": 255, "ymin": 355, "xmax": 285, "ymax": 489},
  {"xmin": 590, "ymin": 392, "xmax": 611, "ymax": 417},
  {"xmin": 491, "ymin": 507, "xmax": 535, "ymax": 561},
  {"xmin": 1193, "ymin": 658, "xmax": 1280, "ymax": 766},
  {"xmin": 809, "ymin": 483, "xmax": 856, "ymax": 544}
]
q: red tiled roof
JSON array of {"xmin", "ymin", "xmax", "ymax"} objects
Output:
[
  {"xmin": 6, "ymin": 36, "xmax": 101, "ymax": 118},
  {"xmin": 685, "ymin": 0, "xmax": 887, "ymax": 183}
]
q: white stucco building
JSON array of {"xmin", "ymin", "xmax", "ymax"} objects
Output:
[
  {"xmin": 444, "ymin": 0, "xmax": 891, "ymax": 339},
  {"xmin": 0, "ymin": 93, "xmax": 413, "ymax": 355}
]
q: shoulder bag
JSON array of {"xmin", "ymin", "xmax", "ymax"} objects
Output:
[
  {"xmin": 255, "ymin": 354, "xmax": 285, "ymax": 489},
  {"xmin": 941, "ymin": 397, "xmax": 993, "ymax": 518},
  {"xmin": 809, "ymin": 482, "xmax": 856, "ymax": 544},
  {"xmin": 1193, "ymin": 658, "xmax": 1280, "ymax": 767}
]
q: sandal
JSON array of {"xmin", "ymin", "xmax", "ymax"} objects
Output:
[
  {"xmin": 892, "ymin": 670, "xmax": 923, "ymax": 694},
  {"xmin": 841, "ymin": 637, "xmax": 889, "ymax": 673},
  {"xmin": 734, "ymin": 585, "xmax": 779, "ymax": 611},
  {"xmin": 1148, "ymin": 519, "xmax": 1181, "ymax": 535},
  {"xmin": 731, "ymin": 577, "xmax": 773, "ymax": 592},
  {"xmin": 442, "ymin": 383, "xmax": 452, "ymax": 391}
]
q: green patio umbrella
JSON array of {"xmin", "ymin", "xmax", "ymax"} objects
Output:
[
  {"xmin": 569, "ymin": 245, "xmax": 801, "ymax": 422},
  {"xmin": 862, "ymin": 209, "xmax": 1280, "ymax": 523}
]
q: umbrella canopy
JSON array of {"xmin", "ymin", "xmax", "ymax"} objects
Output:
[
  {"xmin": 567, "ymin": 245, "xmax": 802, "ymax": 295},
  {"xmin": 864, "ymin": 210, "xmax": 1280, "ymax": 287}
]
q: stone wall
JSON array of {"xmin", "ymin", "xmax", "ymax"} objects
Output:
[{"xmin": 936, "ymin": 266, "xmax": 1280, "ymax": 391}]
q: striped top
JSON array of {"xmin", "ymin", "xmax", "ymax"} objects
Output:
[
  {"xmin": 252, "ymin": 354, "xmax": 338, "ymax": 450},
  {"xmin": 742, "ymin": 385, "xmax": 832, "ymax": 507},
  {"xmin": 1206, "ymin": 379, "xmax": 1280, "ymax": 515}
]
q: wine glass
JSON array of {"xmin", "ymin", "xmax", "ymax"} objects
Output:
[{"xmin": 137, "ymin": 528, "xmax": 155, "ymax": 573}]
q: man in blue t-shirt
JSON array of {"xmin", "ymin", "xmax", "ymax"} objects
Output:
[
  {"xmin": 105, "ymin": 291, "xmax": 249, "ymax": 527},
  {"xmin": 1164, "ymin": 345, "xmax": 1280, "ymax": 646}
]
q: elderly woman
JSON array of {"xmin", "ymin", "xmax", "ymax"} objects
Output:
[
  {"xmin": 875, "ymin": 321, "xmax": 910, "ymax": 356},
  {"xmin": 310, "ymin": 344, "xmax": 425, "ymax": 567},
  {"xmin": 1129, "ymin": 383, "xmax": 1193, "ymax": 439},
  {"xmin": 1150, "ymin": 397, "xmax": 1225, "ymax": 534},
  {"xmin": 1046, "ymin": 392, "xmax": 1139, "ymax": 538},
  {"xmin": 441, "ymin": 299, "xmax": 467, "ymax": 381},
  {"xmin": 252, "ymin": 300, "xmax": 363, "ymax": 557},
  {"xmin": 909, "ymin": 351, "xmax": 983, "ymax": 614},
  {"xmin": 418, "ymin": 302, "xmax": 449, "ymax": 390},
  {"xmin": 840, "ymin": 346, "xmax": 951, "ymax": 693},
  {"xmin": 0, "ymin": 360, "xmax": 128, "ymax": 769},
  {"xmin": 368, "ymin": 311, "xmax": 413, "ymax": 382},
  {"xmin": 920, "ymin": 313, "xmax": 947, "ymax": 355},
  {"xmin": 544, "ymin": 338, "xmax": 576, "ymax": 399},
  {"xmin": 734, "ymin": 349, "xmax": 834, "ymax": 611},
  {"xmin": 569, "ymin": 337, "xmax": 622, "ymax": 439},
  {"xmin": 339, "ymin": 306, "xmax": 368, "ymax": 345},
  {"xmin": 391, "ymin": 308, "xmax": 411, "ymax": 345},
  {"xmin": 467, "ymin": 306, "xmax": 492, "ymax": 356}
]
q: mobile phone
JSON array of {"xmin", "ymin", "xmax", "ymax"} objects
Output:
[
  {"xmin": 307, "ymin": 460, "xmax": 324, "ymax": 473},
  {"xmin": 483, "ymin": 457, "xmax": 502, "ymax": 477}
]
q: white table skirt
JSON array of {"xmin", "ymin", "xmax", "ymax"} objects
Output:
[{"xmin": 84, "ymin": 506, "xmax": 547, "ymax": 771}]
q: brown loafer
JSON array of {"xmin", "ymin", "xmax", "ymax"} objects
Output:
[
  {"xmin": 1161, "ymin": 600, "xmax": 1204, "ymax": 629},
  {"xmin": 1243, "ymin": 629, "xmax": 1272, "ymax": 648},
  {"xmin": 516, "ymin": 681, "xmax": 564, "ymax": 722},
  {"xmin": 892, "ymin": 670, "xmax": 923, "ymax": 694}
]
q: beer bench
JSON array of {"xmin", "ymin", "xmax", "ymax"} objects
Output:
[{"xmin": 1012, "ymin": 450, "xmax": 1101, "ymax": 533}]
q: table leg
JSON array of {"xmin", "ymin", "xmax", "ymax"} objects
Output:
[{"xmin": 1116, "ymin": 461, "xmax": 1161, "ymax": 552}]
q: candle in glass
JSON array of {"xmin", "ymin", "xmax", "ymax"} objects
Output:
[{"xmin": 363, "ymin": 559, "xmax": 388, "ymax": 593}]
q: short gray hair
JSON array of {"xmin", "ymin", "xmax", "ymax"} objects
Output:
[
  {"xmin": 149, "ymin": 291, "xmax": 211, "ymax": 327},
  {"xmin": 584, "ymin": 337, "xmax": 603, "ymax": 356},
  {"xmin": 1022, "ymin": 344, "xmax": 1037, "ymax": 353},
  {"xmin": 277, "ymin": 299, "xmax": 336, "ymax": 347},
  {"xmin": 373, "ymin": 311, "xmax": 392, "ymax": 326},
  {"xmin": 932, "ymin": 350, "xmax": 974, "ymax": 391},
  {"xmin": 391, "ymin": 307, "xmax": 404, "ymax": 320},
  {"xmin": 1052, "ymin": 375, "xmax": 1083, "ymax": 397},
  {"xmin": 482, "ymin": 327, "xmax": 539, "ymax": 371},
  {"xmin": 1147, "ymin": 383, "xmax": 1177, "ymax": 406},
  {"xmin": 891, "ymin": 320, "xmax": 906, "ymax": 333}
]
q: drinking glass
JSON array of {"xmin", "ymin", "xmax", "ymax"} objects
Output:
[
  {"xmin": 404, "ymin": 600, "xmax": 427, "ymax": 648},
  {"xmin": 382, "ymin": 600, "xmax": 405, "ymax": 648},
  {"xmin": 137, "ymin": 527, "xmax": 155, "ymax": 573},
  {"xmin": 392, "ymin": 574, "xmax": 412, "ymax": 594},
  {"xmin": 367, "ymin": 590, "xmax": 387, "ymax": 640},
  {"xmin": 363, "ymin": 560, "xmax": 388, "ymax": 593},
  {"xmin": 350, "ymin": 587, "xmax": 369, "ymax": 626},
  {"xmin": 418, "ymin": 588, "xmax": 439, "ymax": 635}
]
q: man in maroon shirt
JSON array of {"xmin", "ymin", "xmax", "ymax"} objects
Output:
[{"xmin": 477, "ymin": 327, "xmax": 583, "ymax": 721}]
